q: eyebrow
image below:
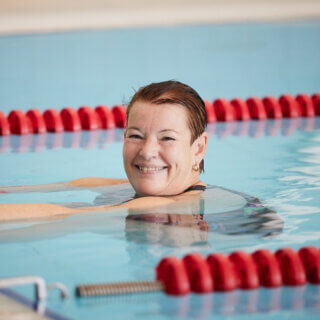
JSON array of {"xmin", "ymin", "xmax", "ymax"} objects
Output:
[
  {"xmin": 126, "ymin": 127, "xmax": 180, "ymax": 134},
  {"xmin": 159, "ymin": 129, "xmax": 180, "ymax": 134},
  {"xmin": 126, "ymin": 127, "xmax": 142, "ymax": 132}
]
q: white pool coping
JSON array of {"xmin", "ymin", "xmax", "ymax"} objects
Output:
[
  {"xmin": 0, "ymin": 0, "xmax": 320, "ymax": 35},
  {"xmin": 0, "ymin": 292, "xmax": 49, "ymax": 320}
]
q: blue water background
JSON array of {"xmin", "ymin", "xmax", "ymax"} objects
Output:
[
  {"xmin": 1, "ymin": 120, "xmax": 320, "ymax": 319},
  {"xmin": 0, "ymin": 21, "xmax": 320, "ymax": 319},
  {"xmin": 0, "ymin": 21, "xmax": 319, "ymax": 112}
]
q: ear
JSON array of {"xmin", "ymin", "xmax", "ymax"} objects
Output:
[{"xmin": 192, "ymin": 132, "xmax": 208, "ymax": 164}]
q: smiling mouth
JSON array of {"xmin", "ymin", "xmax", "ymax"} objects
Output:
[{"xmin": 134, "ymin": 165, "xmax": 168, "ymax": 173}]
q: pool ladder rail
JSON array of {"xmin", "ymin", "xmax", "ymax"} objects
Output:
[
  {"xmin": 76, "ymin": 246, "xmax": 320, "ymax": 297},
  {"xmin": 0, "ymin": 275, "xmax": 68, "ymax": 301}
]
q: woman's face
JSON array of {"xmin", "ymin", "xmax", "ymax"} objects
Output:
[{"xmin": 123, "ymin": 100, "xmax": 207, "ymax": 196}]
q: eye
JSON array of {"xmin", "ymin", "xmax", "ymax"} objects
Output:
[
  {"xmin": 128, "ymin": 134, "xmax": 142, "ymax": 139},
  {"xmin": 161, "ymin": 136, "xmax": 175, "ymax": 141}
]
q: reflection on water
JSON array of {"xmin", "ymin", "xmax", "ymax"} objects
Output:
[
  {"xmin": 125, "ymin": 192, "xmax": 283, "ymax": 247},
  {"xmin": 76, "ymin": 284, "xmax": 320, "ymax": 318},
  {"xmin": 1, "ymin": 118, "xmax": 319, "ymax": 153},
  {"xmin": 0, "ymin": 129, "xmax": 124, "ymax": 153},
  {"xmin": 125, "ymin": 214, "xmax": 209, "ymax": 248},
  {"xmin": 0, "ymin": 186, "xmax": 283, "ymax": 250},
  {"xmin": 4, "ymin": 283, "xmax": 319, "ymax": 318}
]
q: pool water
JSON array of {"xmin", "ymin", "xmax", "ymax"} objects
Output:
[
  {"xmin": 0, "ymin": 119, "xmax": 320, "ymax": 319},
  {"xmin": 0, "ymin": 19, "xmax": 320, "ymax": 319}
]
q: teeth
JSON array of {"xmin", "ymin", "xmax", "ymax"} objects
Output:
[{"xmin": 138, "ymin": 166, "xmax": 164, "ymax": 172}]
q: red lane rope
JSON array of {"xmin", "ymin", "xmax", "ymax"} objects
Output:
[
  {"xmin": 0, "ymin": 93, "xmax": 319, "ymax": 136},
  {"xmin": 0, "ymin": 104, "xmax": 127, "ymax": 136},
  {"xmin": 155, "ymin": 246, "xmax": 320, "ymax": 295}
]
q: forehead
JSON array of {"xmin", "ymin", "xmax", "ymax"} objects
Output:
[{"xmin": 128, "ymin": 101, "xmax": 190, "ymax": 129}]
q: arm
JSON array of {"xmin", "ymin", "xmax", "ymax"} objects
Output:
[
  {"xmin": 0, "ymin": 203, "xmax": 76, "ymax": 221},
  {"xmin": 65, "ymin": 177, "xmax": 129, "ymax": 188},
  {"xmin": 0, "ymin": 177, "xmax": 129, "ymax": 193}
]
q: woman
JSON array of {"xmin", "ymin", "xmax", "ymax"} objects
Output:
[
  {"xmin": 0, "ymin": 80, "xmax": 283, "ymax": 247},
  {"xmin": 0, "ymin": 80, "xmax": 209, "ymax": 221}
]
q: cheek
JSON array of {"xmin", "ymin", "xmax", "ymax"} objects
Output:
[
  {"xmin": 123, "ymin": 142, "xmax": 136, "ymax": 165},
  {"xmin": 182, "ymin": 146, "xmax": 194, "ymax": 169},
  {"xmin": 161, "ymin": 145, "xmax": 179, "ymax": 164},
  {"xmin": 164, "ymin": 143, "xmax": 193, "ymax": 170}
]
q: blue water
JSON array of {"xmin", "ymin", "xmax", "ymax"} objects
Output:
[
  {"xmin": 1, "ymin": 119, "xmax": 320, "ymax": 319},
  {"xmin": 0, "ymin": 20, "xmax": 320, "ymax": 319},
  {"xmin": 0, "ymin": 21, "xmax": 319, "ymax": 113}
]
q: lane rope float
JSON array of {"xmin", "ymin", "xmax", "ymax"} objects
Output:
[
  {"xmin": 76, "ymin": 246, "xmax": 320, "ymax": 297},
  {"xmin": 1, "ymin": 93, "xmax": 319, "ymax": 136}
]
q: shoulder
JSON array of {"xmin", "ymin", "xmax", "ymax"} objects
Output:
[{"xmin": 65, "ymin": 177, "xmax": 129, "ymax": 188}]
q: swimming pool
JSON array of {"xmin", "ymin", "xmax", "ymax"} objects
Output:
[{"xmin": 0, "ymin": 21, "xmax": 320, "ymax": 319}]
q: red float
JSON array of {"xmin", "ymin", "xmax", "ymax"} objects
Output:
[
  {"xmin": 298, "ymin": 246, "xmax": 320, "ymax": 284},
  {"xmin": 296, "ymin": 94, "xmax": 315, "ymax": 117},
  {"xmin": 182, "ymin": 254, "xmax": 214, "ymax": 293},
  {"xmin": 43, "ymin": 109, "xmax": 64, "ymax": 133},
  {"xmin": 230, "ymin": 98, "xmax": 251, "ymax": 121},
  {"xmin": 207, "ymin": 253, "xmax": 238, "ymax": 291},
  {"xmin": 1, "ymin": 93, "xmax": 318, "ymax": 137},
  {"xmin": 60, "ymin": 107, "xmax": 81, "ymax": 132},
  {"xmin": 213, "ymin": 99, "xmax": 236, "ymax": 122},
  {"xmin": 311, "ymin": 94, "xmax": 320, "ymax": 115},
  {"xmin": 26, "ymin": 109, "xmax": 46, "ymax": 134},
  {"xmin": 246, "ymin": 97, "xmax": 267, "ymax": 120},
  {"xmin": 204, "ymin": 100, "xmax": 217, "ymax": 123},
  {"xmin": 279, "ymin": 95, "xmax": 300, "ymax": 118},
  {"xmin": 95, "ymin": 105, "xmax": 116, "ymax": 129},
  {"xmin": 229, "ymin": 251, "xmax": 259, "ymax": 289},
  {"xmin": 156, "ymin": 256, "xmax": 190, "ymax": 295},
  {"xmin": 76, "ymin": 246, "xmax": 320, "ymax": 299},
  {"xmin": 275, "ymin": 248, "xmax": 306, "ymax": 286},
  {"xmin": 8, "ymin": 110, "xmax": 32, "ymax": 135},
  {"xmin": 262, "ymin": 96, "xmax": 283, "ymax": 119},
  {"xmin": 78, "ymin": 106, "xmax": 100, "ymax": 130},
  {"xmin": 252, "ymin": 249, "xmax": 282, "ymax": 287},
  {"xmin": 0, "ymin": 111, "xmax": 10, "ymax": 136},
  {"xmin": 112, "ymin": 105, "xmax": 127, "ymax": 128}
]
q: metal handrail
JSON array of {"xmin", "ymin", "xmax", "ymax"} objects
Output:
[{"xmin": 0, "ymin": 275, "xmax": 68, "ymax": 301}]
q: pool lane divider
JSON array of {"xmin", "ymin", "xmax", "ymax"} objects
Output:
[
  {"xmin": 76, "ymin": 246, "xmax": 320, "ymax": 297},
  {"xmin": 1, "ymin": 94, "xmax": 319, "ymax": 137},
  {"xmin": 0, "ymin": 104, "xmax": 127, "ymax": 136}
]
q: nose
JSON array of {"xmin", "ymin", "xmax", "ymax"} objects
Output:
[{"xmin": 138, "ymin": 137, "xmax": 159, "ymax": 160}]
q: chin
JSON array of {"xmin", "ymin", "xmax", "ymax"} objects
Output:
[
  {"xmin": 133, "ymin": 182, "xmax": 165, "ymax": 197},
  {"xmin": 135, "ymin": 187, "xmax": 162, "ymax": 197}
]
